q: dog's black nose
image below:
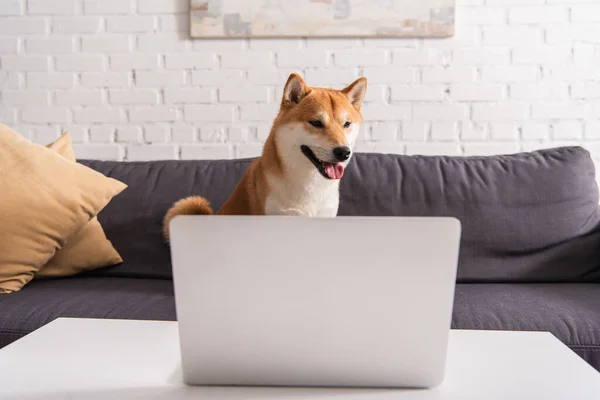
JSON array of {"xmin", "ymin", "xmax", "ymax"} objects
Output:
[{"xmin": 333, "ymin": 146, "xmax": 351, "ymax": 162}]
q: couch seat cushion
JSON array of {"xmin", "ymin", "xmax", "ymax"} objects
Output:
[
  {"xmin": 453, "ymin": 283, "xmax": 600, "ymax": 370},
  {"xmin": 0, "ymin": 277, "xmax": 175, "ymax": 348}
]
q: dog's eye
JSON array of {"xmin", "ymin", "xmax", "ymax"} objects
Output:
[
  {"xmin": 344, "ymin": 121, "xmax": 352, "ymax": 128},
  {"xmin": 309, "ymin": 120, "xmax": 324, "ymax": 128}
]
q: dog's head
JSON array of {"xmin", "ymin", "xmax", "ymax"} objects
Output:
[{"xmin": 271, "ymin": 73, "xmax": 367, "ymax": 180}]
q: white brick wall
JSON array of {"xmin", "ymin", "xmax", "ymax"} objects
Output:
[
  {"xmin": 1, "ymin": 0, "xmax": 600, "ymax": 164},
  {"xmin": 0, "ymin": 0, "xmax": 22, "ymax": 16}
]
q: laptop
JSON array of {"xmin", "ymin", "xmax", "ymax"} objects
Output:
[{"xmin": 169, "ymin": 215, "xmax": 461, "ymax": 388}]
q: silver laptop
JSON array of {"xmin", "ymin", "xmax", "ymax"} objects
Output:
[{"xmin": 169, "ymin": 216, "xmax": 461, "ymax": 388}]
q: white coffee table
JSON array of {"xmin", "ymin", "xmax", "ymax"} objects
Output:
[{"xmin": 0, "ymin": 318, "xmax": 598, "ymax": 399}]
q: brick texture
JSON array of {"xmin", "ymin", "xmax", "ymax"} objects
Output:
[{"xmin": 0, "ymin": 3, "xmax": 597, "ymax": 164}]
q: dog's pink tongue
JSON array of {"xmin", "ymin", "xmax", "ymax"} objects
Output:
[{"xmin": 323, "ymin": 162, "xmax": 345, "ymax": 179}]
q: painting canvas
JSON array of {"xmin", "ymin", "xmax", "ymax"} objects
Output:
[{"xmin": 190, "ymin": 0, "xmax": 455, "ymax": 38}]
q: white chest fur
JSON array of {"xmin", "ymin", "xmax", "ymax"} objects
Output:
[{"xmin": 264, "ymin": 170, "xmax": 340, "ymax": 217}]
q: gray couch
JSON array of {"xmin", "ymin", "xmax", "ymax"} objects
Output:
[{"xmin": 1, "ymin": 147, "xmax": 599, "ymax": 371}]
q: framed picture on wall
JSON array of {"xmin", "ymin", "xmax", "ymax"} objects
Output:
[{"xmin": 190, "ymin": 0, "xmax": 455, "ymax": 38}]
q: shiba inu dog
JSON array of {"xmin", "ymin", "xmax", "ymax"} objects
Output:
[{"xmin": 163, "ymin": 73, "xmax": 367, "ymax": 240}]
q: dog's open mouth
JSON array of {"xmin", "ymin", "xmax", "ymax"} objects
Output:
[{"xmin": 300, "ymin": 145, "xmax": 345, "ymax": 180}]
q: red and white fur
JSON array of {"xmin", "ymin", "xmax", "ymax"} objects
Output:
[{"xmin": 163, "ymin": 73, "xmax": 367, "ymax": 240}]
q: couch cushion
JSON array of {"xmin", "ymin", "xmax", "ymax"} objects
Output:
[
  {"xmin": 81, "ymin": 147, "xmax": 600, "ymax": 282},
  {"xmin": 0, "ymin": 125, "xmax": 127, "ymax": 293},
  {"xmin": 452, "ymin": 283, "xmax": 600, "ymax": 371},
  {"xmin": 36, "ymin": 133, "xmax": 123, "ymax": 279},
  {"xmin": 0, "ymin": 277, "xmax": 175, "ymax": 348},
  {"xmin": 80, "ymin": 159, "xmax": 252, "ymax": 279},
  {"xmin": 339, "ymin": 148, "xmax": 600, "ymax": 282},
  {"xmin": 2, "ymin": 278, "xmax": 597, "ymax": 372}
]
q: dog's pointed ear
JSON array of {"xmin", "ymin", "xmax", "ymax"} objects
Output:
[
  {"xmin": 282, "ymin": 73, "xmax": 309, "ymax": 106},
  {"xmin": 342, "ymin": 77, "xmax": 368, "ymax": 110}
]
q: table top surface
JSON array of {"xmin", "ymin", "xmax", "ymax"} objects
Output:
[{"xmin": 0, "ymin": 318, "xmax": 599, "ymax": 400}]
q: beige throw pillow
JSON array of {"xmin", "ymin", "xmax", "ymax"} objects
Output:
[
  {"xmin": 35, "ymin": 133, "xmax": 124, "ymax": 278},
  {"xmin": 0, "ymin": 125, "xmax": 127, "ymax": 293}
]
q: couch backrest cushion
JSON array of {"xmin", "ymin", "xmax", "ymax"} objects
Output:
[
  {"xmin": 80, "ymin": 159, "xmax": 252, "ymax": 279},
  {"xmin": 82, "ymin": 146, "xmax": 600, "ymax": 283},
  {"xmin": 339, "ymin": 147, "xmax": 600, "ymax": 282}
]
